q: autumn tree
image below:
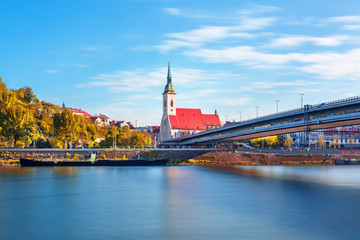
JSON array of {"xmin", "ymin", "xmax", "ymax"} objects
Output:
[
  {"xmin": 283, "ymin": 135, "xmax": 294, "ymax": 148},
  {"xmin": 0, "ymin": 90, "xmax": 35, "ymax": 148},
  {"xmin": 131, "ymin": 130, "xmax": 151, "ymax": 148},
  {"xmin": 317, "ymin": 135, "xmax": 325, "ymax": 148},
  {"xmin": 53, "ymin": 109, "xmax": 77, "ymax": 148},
  {"xmin": 0, "ymin": 77, "xmax": 7, "ymax": 92},
  {"xmin": 250, "ymin": 136, "xmax": 281, "ymax": 148},
  {"xmin": 15, "ymin": 86, "xmax": 39, "ymax": 104},
  {"xmin": 332, "ymin": 135, "xmax": 340, "ymax": 148},
  {"xmin": 117, "ymin": 125, "xmax": 131, "ymax": 147}
]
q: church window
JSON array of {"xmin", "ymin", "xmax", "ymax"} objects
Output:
[
  {"xmin": 164, "ymin": 101, "xmax": 166, "ymax": 107},
  {"xmin": 171, "ymin": 100, "xmax": 173, "ymax": 107}
]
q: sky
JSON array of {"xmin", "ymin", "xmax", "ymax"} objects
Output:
[{"xmin": 2, "ymin": 0, "xmax": 360, "ymax": 126}]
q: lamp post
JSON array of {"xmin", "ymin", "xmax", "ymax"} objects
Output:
[
  {"xmin": 275, "ymin": 100, "xmax": 280, "ymax": 113},
  {"xmin": 238, "ymin": 111, "xmax": 242, "ymax": 122},
  {"xmin": 299, "ymin": 93, "xmax": 304, "ymax": 108},
  {"xmin": 255, "ymin": 106, "xmax": 259, "ymax": 119}
]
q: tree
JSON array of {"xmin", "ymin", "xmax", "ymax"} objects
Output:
[
  {"xmin": 53, "ymin": 109, "xmax": 76, "ymax": 148},
  {"xmin": 332, "ymin": 135, "xmax": 340, "ymax": 148},
  {"xmin": 15, "ymin": 87, "xmax": 38, "ymax": 103},
  {"xmin": 317, "ymin": 135, "xmax": 325, "ymax": 148},
  {"xmin": 284, "ymin": 136, "xmax": 294, "ymax": 148},
  {"xmin": 131, "ymin": 130, "xmax": 151, "ymax": 148},
  {"xmin": 0, "ymin": 90, "xmax": 35, "ymax": 147},
  {"xmin": 117, "ymin": 125, "xmax": 131, "ymax": 147},
  {"xmin": 348, "ymin": 136, "xmax": 356, "ymax": 145},
  {"xmin": 0, "ymin": 77, "xmax": 7, "ymax": 92}
]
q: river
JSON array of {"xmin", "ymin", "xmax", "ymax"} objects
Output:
[{"xmin": 0, "ymin": 166, "xmax": 360, "ymax": 240}]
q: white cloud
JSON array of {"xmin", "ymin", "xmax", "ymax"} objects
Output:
[
  {"xmin": 252, "ymin": 80, "xmax": 317, "ymax": 89},
  {"xmin": 78, "ymin": 67, "xmax": 238, "ymax": 93},
  {"xmin": 156, "ymin": 17, "xmax": 275, "ymax": 51},
  {"xmin": 326, "ymin": 16, "xmax": 360, "ymax": 30},
  {"xmin": 186, "ymin": 44, "xmax": 360, "ymax": 80},
  {"xmin": 82, "ymin": 46, "xmax": 101, "ymax": 51},
  {"xmin": 239, "ymin": 5, "xmax": 280, "ymax": 15},
  {"xmin": 298, "ymin": 48, "xmax": 360, "ymax": 79},
  {"xmin": 328, "ymin": 16, "xmax": 360, "ymax": 23},
  {"xmin": 155, "ymin": 40, "xmax": 200, "ymax": 52},
  {"xmin": 344, "ymin": 25, "xmax": 360, "ymax": 30},
  {"xmin": 163, "ymin": 8, "xmax": 181, "ymax": 15},
  {"xmin": 166, "ymin": 26, "xmax": 254, "ymax": 43},
  {"xmin": 267, "ymin": 35, "xmax": 351, "ymax": 48},
  {"xmin": 186, "ymin": 46, "xmax": 290, "ymax": 65},
  {"xmin": 45, "ymin": 69, "xmax": 59, "ymax": 74}
]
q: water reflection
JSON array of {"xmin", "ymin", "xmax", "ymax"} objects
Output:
[
  {"xmin": 0, "ymin": 166, "xmax": 35, "ymax": 176},
  {"xmin": 53, "ymin": 167, "xmax": 78, "ymax": 176},
  {"xmin": 206, "ymin": 166, "xmax": 360, "ymax": 188}
]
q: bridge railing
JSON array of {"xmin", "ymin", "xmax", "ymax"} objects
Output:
[{"xmin": 239, "ymin": 95, "xmax": 360, "ymax": 125}]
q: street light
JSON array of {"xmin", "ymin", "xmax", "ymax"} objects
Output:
[
  {"xmin": 238, "ymin": 111, "xmax": 242, "ymax": 122},
  {"xmin": 255, "ymin": 106, "xmax": 259, "ymax": 119},
  {"xmin": 299, "ymin": 93, "xmax": 304, "ymax": 108},
  {"xmin": 275, "ymin": 100, "xmax": 280, "ymax": 113}
]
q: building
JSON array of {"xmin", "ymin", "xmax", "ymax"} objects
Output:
[
  {"xmin": 159, "ymin": 62, "xmax": 221, "ymax": 141},
  {"xmin": 66, "ymin": 107, "xmax": 91, "ymax": 119},
  {"xmin": 91, "ymin": 114, "xmax": 110, "ymax": 127},
  {"xmin": 289, "ymin": 126, "xmax": 360, "ymax": 148}
]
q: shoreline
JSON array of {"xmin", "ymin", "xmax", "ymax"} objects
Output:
[{"xmin": 1, "ymin": 149, "xmax": 359, "ymax": 167}]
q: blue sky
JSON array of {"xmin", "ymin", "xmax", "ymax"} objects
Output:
[{"xmin": 2, "ymin": 0, "xmax": 360, "ymax": 126}]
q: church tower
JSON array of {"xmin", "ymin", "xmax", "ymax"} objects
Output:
[
  {"xmin": 163, "ymin": 61, "xmax": 176, "ymax": 116},
  {"xmin": 159, "ymin": 62, "xmax": 176, "ymax": 141}
]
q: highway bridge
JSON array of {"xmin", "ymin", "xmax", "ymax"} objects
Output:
[{"xmin": 160, "ymin": 96, "xmax": 360, "ymax": 147}]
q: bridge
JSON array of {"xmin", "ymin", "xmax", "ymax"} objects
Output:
[{"xmin": 160, "ymin": 96, "xmax": 360, "ymax": 148}]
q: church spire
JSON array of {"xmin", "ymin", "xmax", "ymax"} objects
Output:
[
  {"xmin": 163, "ymin": 61, "xmax": 176, "ymax": 94},
  {"xmin": 167, "ymin": 61, "xmax": 172, "ymax": 84}
]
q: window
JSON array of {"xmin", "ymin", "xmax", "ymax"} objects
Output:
[
  {"xmin": 164, "ymin": 101, "xmax": 166, "ymax": 107},
  {"xmin": 171, "ymin": 100, "xmax": 173, "ymax": 107}
]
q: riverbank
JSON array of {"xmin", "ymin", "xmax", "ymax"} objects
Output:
[
  {"xmin": 183, "ymin": 151, "xmax": 355, "ymax": 166},
  {"xmin": 0, "ymin": 149, "xmax": 359, "ymax": 166}
]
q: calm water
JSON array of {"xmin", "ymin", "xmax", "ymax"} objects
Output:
[{"xmin": 1, "ymin": 166, "xmax": 360, "ymax": 240}]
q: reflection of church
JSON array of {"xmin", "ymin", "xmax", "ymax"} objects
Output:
[{"xmin": 159, "ymin": 62, "xmax": 222, "ymax": 141}]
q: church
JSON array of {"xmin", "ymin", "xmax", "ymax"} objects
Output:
[{"xmin": 159, "ymin": 62, "xmax": 222, "ymax": 141}]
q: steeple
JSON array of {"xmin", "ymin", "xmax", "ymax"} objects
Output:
[
  {"xmin": 167, "ymin": 61, "xmax": 172, "ymax": 83},
  {"xmin": 163, "ymin": 61, "xmax": 175, "ymax": 94}
]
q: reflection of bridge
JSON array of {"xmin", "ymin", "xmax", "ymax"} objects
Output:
[{"xmin": 161, "ymin": 96, "xmax": 360, "ymax": 147}]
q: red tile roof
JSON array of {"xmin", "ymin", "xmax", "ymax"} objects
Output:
[
  {"xmin": 202, "ymin": 114, "xmax": 221, "ymax": 126},
  {"xmin": 67, "ymin": 107, "xmax": 91, "ymax": 118},
  {"xmin": 169, "ymin": 108, "xmax": 206, "ymax": 130}
]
